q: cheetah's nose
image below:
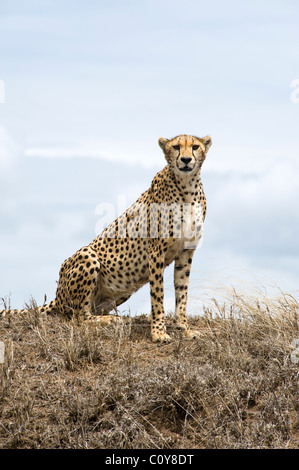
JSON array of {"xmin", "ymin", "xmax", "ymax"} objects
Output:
[{"xmin": 181, "ymin": 157, "xmax": 192, "ymax": 165}]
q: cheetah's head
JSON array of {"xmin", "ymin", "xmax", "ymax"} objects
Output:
[{"xmin": 158, "ymin": 134, "xmax": 212, "ymax": 179}]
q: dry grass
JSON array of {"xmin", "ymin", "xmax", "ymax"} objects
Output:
[{"xmin": 0, "ymin": 287, "xmax": 298, "ymax": 449}]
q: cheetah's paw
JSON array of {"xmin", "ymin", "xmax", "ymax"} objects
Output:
[
  {"xmin": 152, "ymin": 331, "xmax": 171, "ymax": 343},
  {"xmin": 88, "ymin": 314, "xmax": 122, "ymax": 326},
  {"xmin": 182, "ymin": 328, "xmax": 201, "ymax": 340}
]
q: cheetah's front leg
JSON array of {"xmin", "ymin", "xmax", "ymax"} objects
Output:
[
  {"xmin": 174, "ymin": 249, "xmax": 201, "ymax": 340},
  {"xmin": 149, "ymin": 244, "xmax": 171, "ymax": 343}
]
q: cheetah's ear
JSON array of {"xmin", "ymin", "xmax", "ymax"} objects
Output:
[
  {"xmin": 158, "ymin": 137, "xmax": 169, "ymax": 151},
  {"xmin": 201, "ymin": 135, "xmax": 212, "ymax": 152}
]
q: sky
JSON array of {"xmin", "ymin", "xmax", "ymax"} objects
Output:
[{"xmin": 0, "ymin": 0, "xmax": 299, "ymax": 313}]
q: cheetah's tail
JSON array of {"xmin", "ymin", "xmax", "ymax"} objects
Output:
[{"xmin": 0, "ymin": 299, "xmax": 57, "ymax": 318}]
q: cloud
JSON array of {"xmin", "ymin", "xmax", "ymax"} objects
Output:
[
  {"xmin": 0, "ymin": 126, "xmax": 20, "ymax": 179},
  {"xmin": 204, "ymin": 155, "xmax": 299, "ymax": 261},
  {"xmin": 0, "ymin": 126, "xmax": 22, "ymax": 222},
  {"xmin": 25, "ymin": 140, "xmax": 163, "ymax": 169}
]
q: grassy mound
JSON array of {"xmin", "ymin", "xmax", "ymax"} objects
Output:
[{"xmin": 0, "ymin": 288, "xmax": 298, "ymax": 448}]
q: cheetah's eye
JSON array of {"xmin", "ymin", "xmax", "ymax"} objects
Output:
[
  {"xmin": 173, "ymin": 145, "xmax": 180, "ymax": 151},
  {"xmin": 192, "ymin": 145, "xmax": 199, "ymax": 151}
]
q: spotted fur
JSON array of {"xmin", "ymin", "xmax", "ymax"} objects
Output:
[{"xmin": 0, "ymin": 134, "xmax": 212, "ymax": 343}]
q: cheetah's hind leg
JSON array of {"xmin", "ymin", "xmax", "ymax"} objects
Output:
[
  {"xmin": 55, "ymin": 246, "xmax": 102, "ymax": 322},
  {"xmin": 55, "ymin": 246, "xmax": 128, "ymax": 326}
]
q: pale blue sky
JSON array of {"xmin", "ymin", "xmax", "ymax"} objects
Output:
[
  {"xmin": 0, "ymin": 0, "xmax": 298, "ymax": 311},
  {"xmin": 1, "ymin": 0, "xmax": 299, "ymax": 151}
]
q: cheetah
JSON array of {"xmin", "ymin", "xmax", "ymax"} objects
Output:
[{"xmin": 0, "ymin": 134, "xmax": 212, "ymax": 343}]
